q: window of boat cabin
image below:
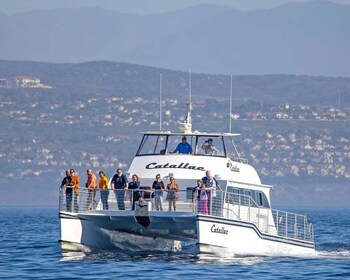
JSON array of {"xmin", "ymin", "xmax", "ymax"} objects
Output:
[
  {"xmin": 244, "ymin": 190, "xmax": 251, "ymax": 197},
  {"xmin": 242, "ymin": 190, "xmax": 252, "ymax": 205},
  {"xmin": 136, "ymin": 135, "xmax": 228, "ymax": 156},
  {"xmin": 167, "ymin": 135, "xmax": 196, "ymax": 154},
  {"xmin": 136, "ymin": 134, "xmax": 168, "ymax": 155},
  {"xmin": 197, "ymin": 136, "xmax": 225, "ymax": 156},
  {"xmin": 226, "ymin": 186, "xmax": 240, "ymax": 204},
  {"xmin": 255, "ymin": 191, "xmax": 264, "ymax": 207},
  {"xmin": 225, "ymin": 187, "xmax": 269, "ymax": 208}
]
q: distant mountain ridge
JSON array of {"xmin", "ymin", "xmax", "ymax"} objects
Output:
[
  {"xmin": 0, "ymin": 1, "xmax": 350, "ymax": 77},
  {"xmin": 1, "ymin": 59, "xmax": 350, "ymax": 107}
]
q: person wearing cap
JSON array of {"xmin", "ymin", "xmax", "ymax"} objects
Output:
[
  {"xmin": 201, "ymin": 138, "xmax": 216, "ymax": 155},
  {"xmin": 111, "ymin": 168, "xmax": 128, "ymax": 210},
  {"xmin": 172, "ymin": 136, "xmax": 192, "ymax": 154}
]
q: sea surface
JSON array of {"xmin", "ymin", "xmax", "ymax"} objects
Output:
[{"xmin": 0, "ymin": 207, "xmax": 349, "ymax": 279}]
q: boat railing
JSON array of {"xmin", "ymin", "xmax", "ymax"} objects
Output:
[
  {"xmin": 221, "ymin": 192, "xmax": 314, "ymax": 243},
  {"xmin": 59, "ymin": 187, "xmax": 314, "ymax": 243},
  {"xmin": 58, "ymin": 186, "xmax": 198, "ymax": 213},
  {"xmin": 231, "ymin": 156, "xmax": 248, "ymax": 164}
]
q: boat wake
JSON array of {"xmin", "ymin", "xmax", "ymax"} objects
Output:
[
  {"xmin": 101, "ymin": 228, "xmax": 198, "ymax": 253},
  {"xmin": 313, "ymin": 249, "xmax": 350, "ymax": 259}
]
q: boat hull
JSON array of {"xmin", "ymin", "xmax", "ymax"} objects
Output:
[
  {"xmin": 59, "ymin": 211, "xmax": 197, "ymax": 252},
  {"xmin": 197, "ymin": 215, "xmax": 315, "ymax": 256},
  {"xmin": 59, "ymin": 211, "xmax": 314, "ymax": 256}
]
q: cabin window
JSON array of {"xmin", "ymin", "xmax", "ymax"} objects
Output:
[
  {"xmin": 197, "ymin": 136, "xmax": 225, "ymax": 156},
  {"xmin": 137, "ymin": 135, "xmax": 167, "ymax": 155},
  {"xmin": 226, "ymin": 187, "xmax": 240, "ymax": 204},
  {"xmin": 167, "ymin": 136, "xmax": 195, "ymax": 154},
  {"xmin": 242, "ymin": 190, "xmax": 252, "ymax": 206},
  {"xmin": 255, "ymin": 191, "xmax": 264, "ymax": 207},
  {"xmin": 244, "ymin": 190, "xmax": 251, "ymax": 197}
]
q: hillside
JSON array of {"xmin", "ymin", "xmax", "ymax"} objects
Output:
[
  {"xmin": 1, "ymin": 60, "xmax": 350, "ymax": 107},
  {"xmin": 0, "ymin": 60, "xmax": 349, "ymax": 206}
]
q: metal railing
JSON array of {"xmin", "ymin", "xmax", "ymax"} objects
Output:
[
  {"xmin": 59, "ymin": 187, "xmax": 197, "ymax": 213},
  {"xmin": 221, "ymin": 192, "xmax": 314, "ymax": 242},
  {"xmin": 59, "ymin": 186, "xmax": 314, "ymax": 243}
]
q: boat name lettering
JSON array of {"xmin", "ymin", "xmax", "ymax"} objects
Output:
[
  {"xmin": 211, "ymin": 225, "xmax": 228, "ymax": 235},
  {"xmin": 145, "ymin": 162, "xmax": 205, "ymax": 171}
]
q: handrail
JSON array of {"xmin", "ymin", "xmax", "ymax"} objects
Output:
[
  {"xmin": 221, "ymin": 192, "xmax": 314, "ymax": 243},
  {"xmin": 59, "ymin": 186, "xmax": 198, "ymax": 213}
]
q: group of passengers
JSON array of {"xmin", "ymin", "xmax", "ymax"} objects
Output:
[
  {"xmin": 60, "ymin": 168, "xmax": 181, "ymax": 212},
  {"xmin": 192, "ymin": 170, "xmax": 223, "ymax": 215},
  {"xmin": 61, "ymin": 168, "xmax": 109, "ymax": 212},
  {"xmin": 61, "ymin": 168, "xmax": 223, "ymax": 215}
]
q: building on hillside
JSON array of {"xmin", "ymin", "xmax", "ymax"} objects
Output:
[
  {"xmin": 11, "ymin": 76, "xmax": 52, "ymax": 89},
  {"xmin": 13, "ymin": 76, "xmax": 41, "ymax": 88},
  {"xmin": 0, "ymin": 79, "xmax": 10, "ymax": 88}
]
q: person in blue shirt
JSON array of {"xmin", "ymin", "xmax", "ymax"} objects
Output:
[{"xmin": 172, "ymin": 136, "xmax": 192, "ymax": 154}]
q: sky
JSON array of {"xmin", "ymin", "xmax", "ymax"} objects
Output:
[{"xmin": 1, "ymin": 0, "xmax": 349, "ymax": 15}]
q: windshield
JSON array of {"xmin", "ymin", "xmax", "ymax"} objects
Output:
[{"xmin": 136, "ymin": 134, "xmax": 227, "ymax": 157}]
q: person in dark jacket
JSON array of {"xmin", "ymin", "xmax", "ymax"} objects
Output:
[
  {"xmin": 152, "ymin": 174, "xmax": 165, "ymax": 211},
  {"xmin": 111, "ymin": 169, "xmax": 128, "ymax": 210},
  {"xmin": 128, "ymin": 174, "xmax": 142, "ymax": 210}
]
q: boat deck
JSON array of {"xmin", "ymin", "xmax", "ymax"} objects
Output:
[{"xmin": 59, "ymin": 187, "xmax": 314, "ymax": 246}]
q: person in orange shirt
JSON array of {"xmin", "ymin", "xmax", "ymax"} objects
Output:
[
  {"xmin": 98, "ymin": 171, "xmax": 109, "ymax": 210},
  {"xmin": 86, "ymin": 169, "xmax": 98, "ymax": 210},
  {"xmin": 70, "ymin": 169, "xmax": 80, "ymax": 212}
]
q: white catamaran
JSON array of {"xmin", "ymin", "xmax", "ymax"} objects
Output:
[{"xmin": 59, "ymin": 105, "xmax": 315, "ymax": 256}]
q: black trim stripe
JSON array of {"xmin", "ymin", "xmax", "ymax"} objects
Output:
[
  {"xmin": 59, "ymin": 212, "xmax": 88, "ymax": 221},
  {"xmin": 197, "ymin": 215, "xmax": 314, "ymax": 249}
]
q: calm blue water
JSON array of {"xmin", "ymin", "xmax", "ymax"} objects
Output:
[{"xmin": 0, "ymin": 207, "xmax": 349, "ymax": 279}]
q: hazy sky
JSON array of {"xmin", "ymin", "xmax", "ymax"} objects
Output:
[{"xmin": 1, "ymin": 0, "xmax": 349, "ymax": 15}]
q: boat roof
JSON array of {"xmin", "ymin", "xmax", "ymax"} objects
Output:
[{"xmin": 140, "ymin": 131, "xmax": 240, "ymax": 137}]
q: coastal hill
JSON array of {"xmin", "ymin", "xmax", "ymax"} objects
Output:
[
  {"xmin": 0, "ymin": 60, "xmax": 349, "ymax": 107},
  {"xmin": 0, "ymin": 60, "xmax": 349, "ymax": 206},
  {"xmin": 1, "ymin": 1, "xmax": 350, "ymax": 76}
]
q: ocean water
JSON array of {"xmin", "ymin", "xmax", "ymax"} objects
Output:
[{"xmin": 0, "ymin": 207, "xmax": 349, "ymax": 279}]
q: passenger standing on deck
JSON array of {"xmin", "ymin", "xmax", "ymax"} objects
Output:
[
  {"xmin": 192, "ymin": 179, "xmax": 202, "ymax": 207},
  {"xmin": 197, "ymin": 180, "xmax": 210, "ymax": 214},
  {"xmin": 172, "ymin": 136, "xmax": 192, "ymax": 154},
  {"xmin": 86, "ymin": 169, "xmax": 98, "ymax": 210},
  {"xmin": 202, "ymin": 170, "xmax": 223, "ymax": 216},
  {"xmin": 152, "ymin": 174, "xmax": 165, "ymax": 211},
  {"xmin": 166, "ymin": 177, "xmax": 179, "ymax": 211},
  {"xmin": 61, "ymin": 170, "xmax": 73, "ymax": 211},
  {"xmin": 111, "ymin": 169, "xmax": 128, "ymax": 210},
  {"xmin": 128, "ymin": 174, "xmax": 142, "ymax": 210},
  {"xmin": 70, "ymin": 169, "xmax": 80, "ymax": 212},
  {"xmin": 98, "ymin": 171, "xmax": 109, "ymax": 210}
]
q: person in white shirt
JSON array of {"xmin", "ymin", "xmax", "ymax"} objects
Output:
[{"xmin": 201, "ymin": 138, "xmax": 216, "ymax": 155}]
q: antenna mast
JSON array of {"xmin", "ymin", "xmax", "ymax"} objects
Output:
[
  {"xmin": 229, "ymin": 74, "xmax": 233, "ymax": 133},
  {"xmin": 189, "ymin": 70, "xmax": 192, "ymax": 124},
  {"xmin": 178, "ymin": 70, "xmax": 193, "ymax": 133},
  {"xmin": 159, "ymin": 73, "xmax": 162, "ymax": 131}
]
